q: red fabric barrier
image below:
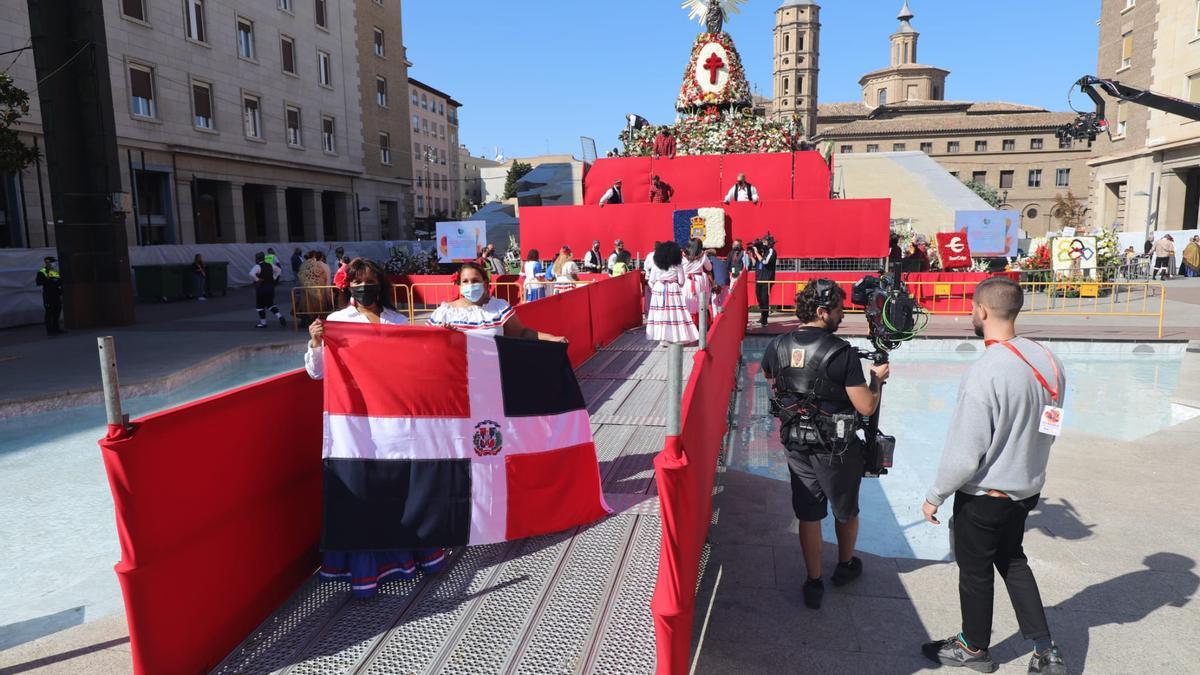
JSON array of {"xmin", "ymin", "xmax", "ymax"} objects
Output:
[
  {"xmin": 745, "ymin": 271, "xmax": 1022, "ymax": 314},
  {"xmin": 652, "ymin": 279, "xmax": 749, "ymax": 675},
  {"xmin": 521, "ymin": 199, "xmax": 889, "ymax": 261},
  {"xmin": 649, "ymin": 155, "xmax": 723, "ymax": 205},
  {"xmin": 99, "ymin": 370, "xmax": 324, "ymax": 675},
  {"xmin": 721, "ymin": 152, "xmax": 795, "ymax": 202},
  {"xmin": 513, "ymin": 286, "xmax": 594, "ymax": 367},
  {"xmin": 584, "ymin": 156, "xmax": 653, "ymax": 205},
  {"xmin": 793, "ymin": 152, "xmax": 833, "ymax": 200},
  {"xmin": 588, "ymin": 272, "xmax": 644, "ymax": 349}
]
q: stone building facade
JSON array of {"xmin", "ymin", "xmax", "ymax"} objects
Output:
[
  {"xmin": 354, "ymin": 0, "xmax": 415, "ymax": 241},
  {"xmin": 1088, "ymin": 0, "xmax": 1200, "ymax": 236},
  {"xmin": 0, "ymin": 0, "xmax": 468, "ymax": 249},
  {"xmin": 814, "ymin": 2, "xmax": 1092, "ymax": 237},
  {"xmin": 3, "ymin": 0, "xmax": 372, "ymax": 247},
  {"xmin": 407, "ymin": 78, "xmax": 460, "ymax": 225},
  {"xmin": 771, "ymin": 0, "xmax": 820, "ymax": 138}
]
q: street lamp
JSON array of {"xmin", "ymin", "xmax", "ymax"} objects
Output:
[{"xmin": 1135, "ymin": 177, "xmax": 1154, "ymax": 244}]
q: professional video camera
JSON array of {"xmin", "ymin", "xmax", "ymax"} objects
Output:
[{"xmin": 849, "ymin": 270, "xmax": 927, "ymax": 477}]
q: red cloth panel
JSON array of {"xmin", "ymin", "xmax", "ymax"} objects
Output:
[
  {"xmin": 98, "ymin": 370, "xmax": 324, "ymax": 675},
  {"xmin": 721, "ymin": 152, "xmax": 794, "ymax": 202},
  {"xmin": 584, "ymin": 157, "xmax": 653, "ymax": 205},
  {"xmin": 520, "ymin": 199, "xmax": 890, "ymax": 261},
  {"xmin": 793, "ymin": 152, "xmax": 833, "ymax": 200},
  {"xmin": 746, "ymin": 271, "xmax": 867, "ymax": 311},
  {"xmin": 514, "ymin": 286, "xmax": 595, "ymax": 367},
  {"xmin": 649, "ymin": 155, "xmax": 724, "ymax": 204},
  {"xmin": 324, "ymin": 324, "xmax": 469, "ymax": 417},
  {"xmin": 589, "ymin": 272, "xmax": 644, "ymax": 349},
  {"xmin": 652, "ymin": 279, "xmax": 749, "ymax": 675},
  {"xmin": 505, "ymin": 442, "xmax": 609, "ymax": 540},
  {"xmin": 725, "ymin": 200, "xmax": 890, "ymax": 258}
]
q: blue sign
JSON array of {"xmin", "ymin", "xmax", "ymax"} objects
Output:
[{"xmin": 954, "ymin": 211, "xmax": 1020, "ymax": 257}]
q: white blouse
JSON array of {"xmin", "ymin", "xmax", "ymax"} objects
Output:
[
  {"xmin": 304, "ymin": 304, "xmax": 409, "ymax": 380},
  {"xmin": 428, "ymin": 297, "xmax": 516, "ymax": 336}
]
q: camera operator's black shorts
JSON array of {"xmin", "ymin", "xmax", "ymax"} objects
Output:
[{"xmin": 784, "ymin": 441, "xmax": 864, "ymax": 523}]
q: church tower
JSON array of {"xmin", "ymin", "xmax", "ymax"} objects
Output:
[
  {"xmin": 891, "ymin": 1, "xmax": 918, "ymax": 68},
  {"xmin": 772, "ymin": 0, "xmax": 820, "ymax": 138},
  {"xmin": 858, "ymin": 2, "xmax": 948, "ymax": 107}
]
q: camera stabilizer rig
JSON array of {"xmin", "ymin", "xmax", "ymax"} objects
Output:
[{"xmin": 850, "ymin": 270, "xmax": 928, "ymax": 477}]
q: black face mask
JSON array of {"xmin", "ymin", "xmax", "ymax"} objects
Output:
[{"xmin": 350, "ymin": 283, "xmax": 382, "ymax": 308}]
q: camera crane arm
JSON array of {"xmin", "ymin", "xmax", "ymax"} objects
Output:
[{"xmin": 1058, "ymin": 75, "xmax": 1200, "ymax": 143}]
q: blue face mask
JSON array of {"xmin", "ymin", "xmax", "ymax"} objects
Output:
[{"xmin": 461, "ymin": 282, "xmax": 485, "ymax": 303}]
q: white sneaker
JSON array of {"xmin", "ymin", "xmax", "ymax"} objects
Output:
[
  {"xmin": 256, "ymin": 321, "xmax": 267, "ymax": 328},
  {"xmin": 197, "ymin": 296, "xmax": 207, "ymax": 301}
]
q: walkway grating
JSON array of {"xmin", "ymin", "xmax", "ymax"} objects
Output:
[{"xmin": 212, "ymin": 329, "xmax": 688, "ymax": 674}]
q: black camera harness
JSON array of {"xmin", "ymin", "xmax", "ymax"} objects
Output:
[{"xmin": 771, "ymin": 334, "xmax": 861, "ymax": 464}]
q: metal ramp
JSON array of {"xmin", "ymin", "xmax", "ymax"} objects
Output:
[{"xmin": 214, "ymin": 330, "xmax": 690, "ymax": 674}]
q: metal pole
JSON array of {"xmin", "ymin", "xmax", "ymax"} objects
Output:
[
  {"xmin": 666, "ymin": 343, "xmax": 683, "ymax": 435},
  {"xmin": 1143, "ymin": 173, "xmax": 1156, "ymax": 243},
  {"xmin": 97, "ymin": 336, "xmax": 125, "ymax": 428},
  {"xmin": 698, "ymin": 287, "xmax": 709, "ymax": 349}
]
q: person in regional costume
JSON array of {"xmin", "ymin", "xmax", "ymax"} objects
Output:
[
  {"xmin": 304, "ymin": 257, "xmax": 447, "ymax": 597},
  {"xmin": 429, "ymin": 262, "xmax": 565, "ymax": 341},
  {"xmin": 523, "ymin": 249, "xmax": 547, "ymax": 302},
  {"xmin": 681, "ymin": 238, "xmax": 714, "ymax": 325},
  {"xmin": 646, "ymin": 241, "xmax": 700, "ymax": 345}
]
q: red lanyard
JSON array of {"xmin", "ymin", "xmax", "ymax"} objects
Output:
[{"xmin": 984, "ymin": 338, "xmax": 1060, "ymax": 404}]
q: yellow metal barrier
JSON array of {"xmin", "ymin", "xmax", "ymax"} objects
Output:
[{"xmin": 749, "ymin": 279, "xmax": 1167, "ymax": 338}]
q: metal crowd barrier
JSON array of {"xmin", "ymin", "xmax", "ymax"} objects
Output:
[{"xmin": 750, "ymin": 279, "xmax": 1168, "ymax": 338}]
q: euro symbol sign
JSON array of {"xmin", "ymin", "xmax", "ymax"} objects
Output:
[{"xmin": 947, "ymin": 236, "xmax": 965, "ymax": 254}]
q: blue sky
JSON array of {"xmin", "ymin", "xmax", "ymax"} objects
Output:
[{"xmin": 401, "ymin": 1, "xmax": 1100, "ymax": 159}]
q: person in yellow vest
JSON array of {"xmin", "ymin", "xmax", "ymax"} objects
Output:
[{"xmin": 35, "ymin": 256, "xmax": 64, "ymax": 336}]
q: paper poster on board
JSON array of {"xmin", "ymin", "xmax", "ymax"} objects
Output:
[
  {"xmin": 1051, "ymin": 237, "xmax": 1097, "ymax": 271},
  {"xmin": 954, "ymin": 211, "xmax": 1019, "ymax": 257},
  {"xmin": 436, "ymin": 221, "xmax": 486, "ymax": 263}
]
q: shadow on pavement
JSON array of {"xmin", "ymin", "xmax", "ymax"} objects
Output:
[{"xmin": 691, "ymin": 467, "xmax": 943, "ymax": 674}]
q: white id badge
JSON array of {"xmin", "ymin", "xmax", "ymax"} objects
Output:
[{"xmin": 1039, "ymin": 405, "xmax": 1064, "ymax": 436}]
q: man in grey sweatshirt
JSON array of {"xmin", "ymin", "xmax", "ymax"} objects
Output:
[{"xmin": 920, "ymin": 277, "xmax": 1068, "ymax": 675}]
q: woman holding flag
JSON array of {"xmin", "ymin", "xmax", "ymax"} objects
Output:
[
  {"xmin": 304, "ymin": 258, "xmax": 447, "ymax": 597},
  {"xmin": 429, "ymin": 262, "xmax": 565, "ymax": 341}
]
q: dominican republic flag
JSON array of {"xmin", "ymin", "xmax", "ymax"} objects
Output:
[
  {"xmin": 672, "ymin": 207, "xmax": 727, "ymax": 250},
  {"xmin": 321, "ymin": 323, "xmax": 610, "ymax": 550}
]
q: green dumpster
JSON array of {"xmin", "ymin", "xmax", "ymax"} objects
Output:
[
  {"xmin": 205, "ymin": 261, "xmax": 229, "ymax": 297},
  {"xmin": 133, "ymin": 264, "xmax": 189, "ymax": 302}
]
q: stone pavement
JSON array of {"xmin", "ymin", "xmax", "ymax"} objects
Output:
[{"xmin": 0, "ymin": 285, "xmax": 309, "ymax": 416}]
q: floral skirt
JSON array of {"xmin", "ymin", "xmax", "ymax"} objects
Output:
[
  {"xmin": 647, "ymin": 282, "xmax": 699, "ymax": 343},
  {"xmin": 320, "ymin": 548, "xmax": 447, "ymax": 598}
]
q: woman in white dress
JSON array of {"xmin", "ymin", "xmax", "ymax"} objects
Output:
[
  {"xmin": 430, "ymin": 262, "xmax": 566, "ymax": 341},
  {"xmin": 681, "ymin": 238, "xmax": 713, "ymax": 324},
  {"xmin": 522, "ymin": 249, "xmax": 547, "ymax": 303},
  {"xmin": 304, "ymin": 258, "xmax": 446, "ymax": 598},
  {"xmin": 552, "ymin": 246, "xmax": 580, "ymax": 294},
  {"xmin": 645, "ymin": 241, "xmax": 699, "ymax": 344}
]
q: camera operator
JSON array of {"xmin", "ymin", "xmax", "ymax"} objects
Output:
[
  {"xmin": 748, "ymin": 235, "xmax": 777, "ymax": 327},
  {"xmin": 760, "ymin": 280, "xmax": 890, "ymax": 610}
]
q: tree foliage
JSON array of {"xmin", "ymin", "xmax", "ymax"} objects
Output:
[
  {"xmin": 1051, "ymin": 191, "xmax": 1086, "ymax": 229},
  {"xmin": 0, "ymin": 74, "xmax": 40, "ymax": 175},
  {"xmin": 962, "ymin": 180, "xmax": 1001, "ymax": 208},
  {"xmin": 502, "ymin": 161, "xmax": 533, "ymax": 200}
]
